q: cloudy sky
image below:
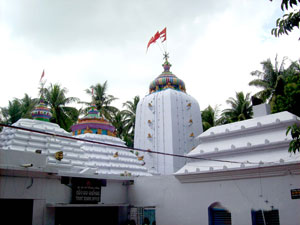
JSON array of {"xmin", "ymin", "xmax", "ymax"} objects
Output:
[{"xmin": 0, "ymin": 0, "xmax": 299, "ymax": 112}]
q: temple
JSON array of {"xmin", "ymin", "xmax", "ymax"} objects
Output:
[
  {"xmin": 134, "ymin": 53, "xmax": 203, "ymax": 174},
  {"xmin": 0, "ymin": 55, "xmax": 300, "ymax": 225},
  {"xmin": 0, "ymin": 98, "xmax": 151, "ymax": 176}
]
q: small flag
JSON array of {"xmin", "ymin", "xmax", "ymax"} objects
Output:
[
  {"xmin": 92, "ymin": 88, "xmax": 94, "ymax": 96},
  {"xmin": 147, "ymin": 31, "xmax": 161, "ymax": 51},
  {"xmin": 146, "ymin": 28, "xmax": 167, "ymax": 51},
  {"xmin": 40, "ymin": 70, "xmax": 45, "ymax": 82},
  {"xmin": 159, "ymin": 27, "xmax": 167, "ymax": 42}
]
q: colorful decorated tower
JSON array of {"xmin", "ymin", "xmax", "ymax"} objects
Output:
[
  {"xmin": 31, "ymin": 99, "xmax": 52, "ymax": 122},
  {"xmin": 134, "ymin": 53, "xmax": 203, "ymax": 175},
  {"xmin": 71, "ymin": 104, "xmax": 116, "ymax": 136},
  {"xmin": 71, "ymin": 104, "xmax": 150, "ymax": 176}
]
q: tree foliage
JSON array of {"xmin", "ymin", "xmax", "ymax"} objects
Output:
[
  {"xmin": 221, "ymin": 92, "xmax": 253, "ymax": 124},
  {"xmin": 83, "ymin": 81, "xmax": 118, "ymax": 120},
  {"xmin": 250, "ymin": 57, "xmax": 300, "ymax": 115},
  {"xmin": 249, "ymin": 56, "xmax": 289, "ymax": 102},
  {"xmin": 122, "ymin": 96, "xmax": 139, "ymax": 134},
  {"xmin": 42, "ymin": 83, "xmax": 79, "ymax": 131},
  {"xmin": 286, "ymin": 124, "xmax": 300, "ymax": 153},
  {"xmin": 0, "ymin": 94, "xmax": 38, "ymax": 125},
  {"xmin": 271, "ymin": 74, "xmax": 300, "ymax": 116},
  {"xmin": 201, "ymin": 105, "xmax": 221, "ymax": 131},
  {"xmin": 270, "ymin": 0, "xmax": 300, "ymax": 39}
]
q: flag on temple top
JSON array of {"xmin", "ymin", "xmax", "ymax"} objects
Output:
[
  {"xmin": 147, "ymin": 31, "xmax": 159, "ymax": 51},
  {"xmin": 160, "ymin": 27, "xmax": 167, "ymax": 42},
  {"xmin": 146, "ymin": 28, "xmax": 167, "ymax": 51},
  {"xmin": 40, "ymin": 70, "xmax": 45, "ymax": 82}
]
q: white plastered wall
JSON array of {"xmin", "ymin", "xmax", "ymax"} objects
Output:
[{"xmin": 134, "ymin": 89, "xmax": 203, "ymax": 175}]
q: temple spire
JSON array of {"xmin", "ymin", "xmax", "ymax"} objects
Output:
[
  {"xmin": 163, "ymin": 52, "xmax": 169, "ymax": 61},
  {"xmin": 162, "ymin": 52, "xmax": 172, "ymax": 72}
]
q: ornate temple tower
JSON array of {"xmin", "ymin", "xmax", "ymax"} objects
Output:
[
  {"xmin": 134, "ymin": 54, "xmax": 203, "ymax": 175},
  {"xmin": 71, "ymin": 104, "xmax": 150, "ymax": 176}
]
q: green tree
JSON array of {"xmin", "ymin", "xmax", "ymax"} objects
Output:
[
  {"xmin": 84, "ymin": 81, "xmax": 118, "ymax": 120},
  {"xmin": 0, "ymin": 94, "xmax": 38, "ymax": 125},
  {"xmin": 122, "ymin": 96, "xmax": 140, "ymax": 147},
  {"xmin": 286, "ymin": 124, "xmax": 300, "ymax": 153},
  {"xmin": 221, "ymin": 92, "xmax": 253, "ymax": 124},
  {"xmin": 20, "ymin": 94, "xmax": 39, "ymax": 119},
  {"xmin": 271, "ymin": 74, "xmax": 300, "ymax": 116},
  {"xmin": 270, "ymin": 0, "xmax": 300, "ymax": 39},
  {"xmin": 43, "ymin": 83, "xmax": 79, "ymax": 131},
  {"xmin": 201, "ymin": 105, "xmax": 220, "ymax": 131},
  {"xmin": 108, "ymin": 110, "xmax": 127, "ymax": 139},
  {"xmin": 0, "ymin": 99, "xmax": 23, "ymax": 125},
  {"xmin": 249, "ymin": 56, "xmax": 290, "ymax": 102}
]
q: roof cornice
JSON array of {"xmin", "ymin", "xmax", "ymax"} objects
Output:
[
  {"xmin": 198, "ymin": 114, "xmax": 298, "ymax": 142},
  {"xmin": 175, "ymin": 162, "xmax": 300, "ymax": 183},
  {"xmin": 189, "ymin": 139, "xmax": 290, "ymax": 159}
]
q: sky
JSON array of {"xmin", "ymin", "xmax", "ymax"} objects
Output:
[{"xmin": 0, "ymin": 0, "xmax": 299, "ymax": 113}]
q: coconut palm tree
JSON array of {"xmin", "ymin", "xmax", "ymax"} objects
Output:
[
  {"xmin": 42, "ymin": 83, "xmax": 79, "ymax": 131},
  {"xmin": 0, "ymin": 93, "xmax": 38, "ymax": 125},
  {"xmin": 20, "ymin": 94, "xmax": 39, "ymax": 119},
  {"xmin": 123, "ymin": 96, "xmax": 139, "ymax": 134},
  {"xmin": 108, "ymin": 110, "xmax": 127, "ymax": 139},
  {"xmin": 121, "ymin": 96, "xmax": 140, "ymax": 147},
  {"xmin": 0, "ymin": 99, "xmax": 23, "ymax": 125},
  {"xmin": 84, "ymin": 81, "xmax": 118, "ymax": 120},
  {"xmin": 201, "ymin": 105, "xmax": 220, "ymax": 131},
  {"xmin": 249, "ymin": 56, "xmax": 300, "ymax": 103},
  {"xmin": 221, "ymin": 92, "xmax": 253, "ymax": 124}
]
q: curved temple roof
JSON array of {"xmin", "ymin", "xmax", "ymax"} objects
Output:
[
  {"xmin": 71, "ymin": 104, "xmax": 116, "ymax": 137},
  {"xmin": 31, "ymin": 99, "xmax": 52, "ymax": 122},
  {"xmin": 149, "ymin": 57, "xmax": 186, "ymax": 94}
]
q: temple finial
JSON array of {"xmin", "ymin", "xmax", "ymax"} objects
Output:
[
  {"xmin": 163, "ymin": 52, "xmax": 169, "ymax": 61},
  {"xmin": 162, "ymin": 52, "xmax": 171, "ymax": 72}
]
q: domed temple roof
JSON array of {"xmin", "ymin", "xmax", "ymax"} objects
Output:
[
  {"xmin": 31, "ymin": 99, "xmax": 52, "ymax": 122},
  {"xmin": 149, "ymin": 54, "xmax": 186, "ymax": 94},
  {"xmin": 71, "ymin": 104, "xmax": 116, "ymax": 137}
]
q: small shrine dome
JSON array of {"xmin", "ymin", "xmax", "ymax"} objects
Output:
[
  {"xmin": 71, "ymin": 104, "xmax": 116, "ymax": 136},
  {"xmin": 149, "ymin": 54, "xmax": 186, "ymax": 94},
  {"xmin": 31, "ymin": 99, "xmax": 52, "ymax": 122}
]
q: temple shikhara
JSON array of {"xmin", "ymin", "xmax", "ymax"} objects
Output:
[
  {"xmin": 135, "ymin": 53, "xmax": 203, "ymax": 175},
  {"xmin": 0, "ymin": 50, "xmax": 300, "ymax": 225}
]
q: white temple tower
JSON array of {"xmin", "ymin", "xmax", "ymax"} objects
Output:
[{"xmin": 134, "ymin": 54, "xmax": 203, "ymax": 175}]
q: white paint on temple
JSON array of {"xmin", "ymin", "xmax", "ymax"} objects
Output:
[
  {"xmin": 253, "ymin": 103, "xmax": 271, "ymax": 118},
  {"xmin": 0, "ymin": 119, "xmax": 150, "ymax": 177},
  {"xmin": 175, "ymin": 111, "xmax": 300, "ymax": 180},
  {"xmin": 76, "ymin": 133, "xmax": 150, "ymax": 176},
  {"xmin": 134, "ymin": 87, "xmax": 203, "ymax": 175}
]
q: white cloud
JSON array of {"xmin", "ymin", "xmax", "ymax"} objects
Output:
[{"xmin": 0, "ymin": 0, "xmax": 299, "ymax": 114}]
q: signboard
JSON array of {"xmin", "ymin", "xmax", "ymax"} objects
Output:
[
  {"xmin": 291, "ymin": 189, "xmax": 300, "ymax": 199},
  {"xmin": 71, "ymin": 178, "xmax": 105, "ymax": 204}
]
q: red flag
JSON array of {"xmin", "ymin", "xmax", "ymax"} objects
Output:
[
  {"xmin": 147, "ymin": 36, "xmax": 155, "ymax": 50},
  {"xmin": 153, "ymin": 31, "xmax": 160, "ymax": 42},
  {"xmin": 160, "ymin": 27, "xmax": 166, "ymax": 42},
  {"xmin": 40, "ymin": 70, "xmax": 45, "ymax": 82},
  {"xmin": 147, "ymin": 31, "xmax": 160, "ymax": 51}
]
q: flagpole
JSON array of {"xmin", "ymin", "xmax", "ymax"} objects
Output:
[{"xmin": 39, "ymin": 70, "xmax": 46, "ymax": 99}]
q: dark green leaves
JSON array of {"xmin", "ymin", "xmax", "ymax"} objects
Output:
[{"xmin": 286, "ymin": 124, "xmax": 300, "ymax": 153}]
